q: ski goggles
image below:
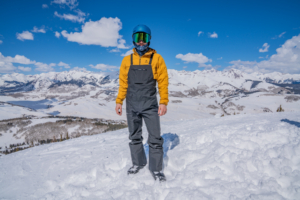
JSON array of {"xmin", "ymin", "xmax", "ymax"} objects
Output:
[{"xmin": 133, "ymin": 32, "xmax": 151, "ymax": 43}]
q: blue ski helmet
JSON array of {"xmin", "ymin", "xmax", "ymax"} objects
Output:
[{"xmin": 132, "ymin": 24, "xmax": 151, "ymax": 39}]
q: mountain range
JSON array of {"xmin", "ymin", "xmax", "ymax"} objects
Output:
[{"xmin": 0, "ymin": 68, "xmax": 300, "ymax": 122}]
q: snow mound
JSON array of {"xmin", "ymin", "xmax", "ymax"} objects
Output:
[{"xmin": 1, "ymin": 112, "xmax": 300, "ymax": 199}]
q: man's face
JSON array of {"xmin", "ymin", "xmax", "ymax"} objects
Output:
[{"xmin": 137, "ymin": 40, "xmax": 147, "ymax": 46}]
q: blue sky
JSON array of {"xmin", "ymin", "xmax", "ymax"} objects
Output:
[{"xmin": 0, "ymin": 0, "xmax": 300, "ymax": 75}]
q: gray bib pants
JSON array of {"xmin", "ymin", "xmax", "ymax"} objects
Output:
[{"xmin": 126, "ymin": 53, "xmax": 164, "ymax": 171}]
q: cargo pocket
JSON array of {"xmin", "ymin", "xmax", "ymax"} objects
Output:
[{"xmin": 132, "ymin": 68, "xmax": 147, "ymax": 84}]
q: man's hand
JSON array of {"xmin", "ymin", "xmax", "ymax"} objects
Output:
[
  {"xmin": 115, "ymin": 104, "xmax": 122, "ymax": 116},
  {"xmin": 158, "ymin": 104, "xmax": 167, "ymax": 116}
]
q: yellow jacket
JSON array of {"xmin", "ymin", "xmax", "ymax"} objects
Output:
[{"xmin": 116, "ymin": 48, "xmax": 169, "ymax": 105}]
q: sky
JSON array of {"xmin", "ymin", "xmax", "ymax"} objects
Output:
[{"xmin": 0, "ymin": 0, "xmax": 300, "ymax": 75}]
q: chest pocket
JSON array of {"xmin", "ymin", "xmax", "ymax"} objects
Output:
[{"xmin": 131, "ymin": 68, "xmax": 148, "ymax": 84}]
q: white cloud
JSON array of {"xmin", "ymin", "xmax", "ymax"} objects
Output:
[
  {"xmin": 217, "ymin": 57, "xmax": 223, "ymax": 60},
  {"xmin": 61, "ymin": 17, "xmax": 129, "ymax": 49},
  {"xmin": 58, "ymin": 61, "xmax": 70, "ymax": 68},
  {"xmin": 272, "ymin": 31, "xmax": 286, "ymax": 39},
  {"xmin": 54, "ymin": 11, "xmax": 85, "ymax": 23},
  {"xmin": 42, "ymin": 4, "xmax": 49, "ymax": 8},
  {"xmin": 0, "ymin": 40, "xmax": 2, "ymax": 44},
  {"xmin": 176, "ymin": 53, "xmax": 212, "ymax": 64},
  {"xmin": 55, "ymin": 31, "xmax": 61, "ymax": 38},
  {"xmin": 51, "ymin": 0, "xmax": 78, "ymax": 10},
  {"xmin": 73, "ymin": 66, "xmax": 87, "ymax": 71},
  {"xmin": 34, "ymin": 62, "xmax": 56, "ymax": 72},
  {"xmin": 0, "ymin": 61, "xmax": 16, "ymax": 73},
  {"xmin": 198, "ymin": 31, "xmax": 203, "ymax": 36},
  {"xmin": 259, "ymin": 43, "xmax": 270, "ymax": 52},
  {"xmin": 121, "ymin": 49, "xmax": 133, "ymax": 57},
  {"xmin": 0, "ymin": 52, "xmax": 35, "ymax": 73},
  {"xmin": 1, "ymin": 53, "xmax": 35, "ymax": 65},
  {"xmin": 209, "ymin": 32, "xmax": 218, "ymax": 38},
  {"xmin": 259, "ymin": 56, "xmax": 264, "ymax": 59},
  {"xmin": 32, "ymin": 26, "xmax": 46, "ymax": 33},
  {"xmin": 109, "ymin": 48, "xmax": 120, "ymax": 52},
  {"xmin": 89, "ymin": 63, "xmax": 118, "ymax": 71},
  {"xmin": 18, "ymin": 66, "xmax": 32, "ymax": 72},
  {"xmin": 0, "ymin": 52, "xmax": 58, "ymax": 73},
  {"xmin": 183, "ymin": 66, "xmax": 187, "ymax": 69},
  {"xmin": 279, "ymin": 32, "xmax": 286, "ymax": 38},
  {"xmin": 227, "ymin": 34, "xmax": 300, "ymax": 74},
  {"xmin": 16, "ymin": 31, "xmax": 34, "ymax": 41}
]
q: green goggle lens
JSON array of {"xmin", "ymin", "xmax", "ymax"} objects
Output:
[{"xmin": 133, "ymin": 32, "xmax": 150, "ymax": 43}]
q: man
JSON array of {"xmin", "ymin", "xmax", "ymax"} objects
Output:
[{"xmin": 115, "ymin": 24, "xmax": 169, "ymax": 182}]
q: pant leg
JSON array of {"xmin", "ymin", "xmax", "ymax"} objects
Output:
[
  {"xmin": 127, "ymin": 108, "xmax": 147, "ymax": 167},
  {"xmin": 142, "ymin": 107, "xmax": 164, "ymax": 171}
]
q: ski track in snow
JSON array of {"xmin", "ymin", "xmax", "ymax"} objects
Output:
[{"xmin": 0, "ymin": 112, "xmax": 300, "ymax": 199}]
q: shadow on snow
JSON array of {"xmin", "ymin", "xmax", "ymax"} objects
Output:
[
  {"xmin": 144, "ymin": 133, "xmax": 180, "ymax": 169},
  {"xmin": 281, "ymin": 119, "xmax": 300, "ymax": 128}
]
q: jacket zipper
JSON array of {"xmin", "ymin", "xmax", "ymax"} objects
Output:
[{"xmin": 139, "ymin": 55, "xmax": 141, "ymax": 65}]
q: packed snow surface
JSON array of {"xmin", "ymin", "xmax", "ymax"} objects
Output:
[{"xmin": 1, "ymin": 112, "xmax": 300, "ymax": 199}]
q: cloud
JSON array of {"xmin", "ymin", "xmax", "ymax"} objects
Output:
[
  {"xmin": 42, "ymin": 4, "xmax": 49, "ymax": 8},
  {"xmin": 1, "ymin": 53, "xmax": 35, "ymax": 64},
  {"xmin": 272, "ymin": 31, "xmax": 286, "ymax": 39},
  {"xmin": 176, "ymin": 53, "xmax": 212, "ymax": 64},
  {"xmin": 51, "ymin": 0, "xmax": 78, "ymax": 10},
  {"xmin": 259, "ymin": 56, "xmax": 264, "ymax": 59},
  {"xmin": 217, "ymin": 57, "xmax": 223, "ymax": 60},
  {"xmin": 32, "ymin": 26, "xmax": 46, "ymax": 33},
  {"xmin": 58, "ymin": 61, "xmax": 70, "ymax": 68},
  {"xmin": 0, "ymin": 62, "xmax": 16, "ymax": 73},
  {"xmin": 54, "ymin": 11, "xmax": 85, "ymax": 23},
  {"xmin": 55, "ymin": 31, "xmax": 61, "ymax": 38},
  {"xmin": 209, "ymin": 32, "xmax": 218, "ymax": 38},
  {"xmin": 61, "ymin": 17, "xmax": 129, "ymax": 49},
  {"xmin": 0, "ymin": 52, "xmax": 35, "ymax": 73},
  {"xmin": 0, "ymin": 52, "xmax": 58, "ymax": 73},
  {"xmin": 0, "ymin": 40, "xmax": 2, "ymax": 44},
  {"xmin": 183, "ymin": 66, "xmax": 187, "ymax": 69},
  {"xmin": 121, "ymin": 49, "xmax": 133, "ymax": 57},
  {"xmin": 198, "ymin": 31, "xmax": 203, "ymax": 36},
  {"xmin": 16, "ymin": 31, "xmax": 34, "ymax": 41},
  {"xmin": 34, "ymin": 62, "xmax": 56, "ymax": 72},
  {"xmin": 73, "ymin": 66, "xmax": 87, "ymax": 71},
  {"xmin": 109, "ymin": 48, "xmax": 120, "ymax": 52},
  {"xmin": 279, "ymin": 32, "xmax": 286, "ymax": 38},
  {"xmin": 259, "ymin": 43, "xmax": 270, "ymax": 52},
  {"xmin": 18, "ymin": 66, "xmax": 32, "ymax": 72},
  {"xmin": 89, "ymin": 63, "xmax": 118, "ymax": 71},
  {"xmin": 227, "ymin": 34, "xmax": 300, "ymax": 74},
  {"xmin": 227, "ymin": 60, "xmax": 259, "ymax": 73}
]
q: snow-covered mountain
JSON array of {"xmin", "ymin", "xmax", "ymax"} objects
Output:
[
  {"xmin": 0, "ymin": 68, "xmax": 300, "ymax": 122},
  {"xmin": 1, "ymin": 68, "xmax": 300, "ymax": 91},
  {"xmin": 1, "ymin": 112, "xmax": 300, "ymax": 199}
]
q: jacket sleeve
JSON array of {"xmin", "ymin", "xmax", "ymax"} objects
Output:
[
  {"xmin": 115, "ymin": 57, "xmax": 128, "ymax": 105},
  {"xmin": 157, "ymin": 55, "xmax": 169, "ymax": 105}
]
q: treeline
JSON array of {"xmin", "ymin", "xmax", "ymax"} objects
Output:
[{"xmin": 0, "ymin": 132, "xmax": 73, "ymax": 155}]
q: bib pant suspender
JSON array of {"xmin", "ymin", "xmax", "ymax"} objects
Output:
[{"xmin": 125, "ymin": 53, "xmax": 164, "ymax": 171}]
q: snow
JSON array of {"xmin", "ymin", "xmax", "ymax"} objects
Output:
[
  {"xmin": 0, "ymin": 118, "xmax": 60, "ymax": 149},
  {"xmin": 1, "ymin": 112, "xmax": 300, "ymax": 199},
  {"xmin": 0, "ymin": 104, "xmax": 48, "ymax": 120}
]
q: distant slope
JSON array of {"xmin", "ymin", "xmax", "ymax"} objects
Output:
[{"xmin": 1, "ymin": 112, "xmax": 299, "ymax": 199}]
